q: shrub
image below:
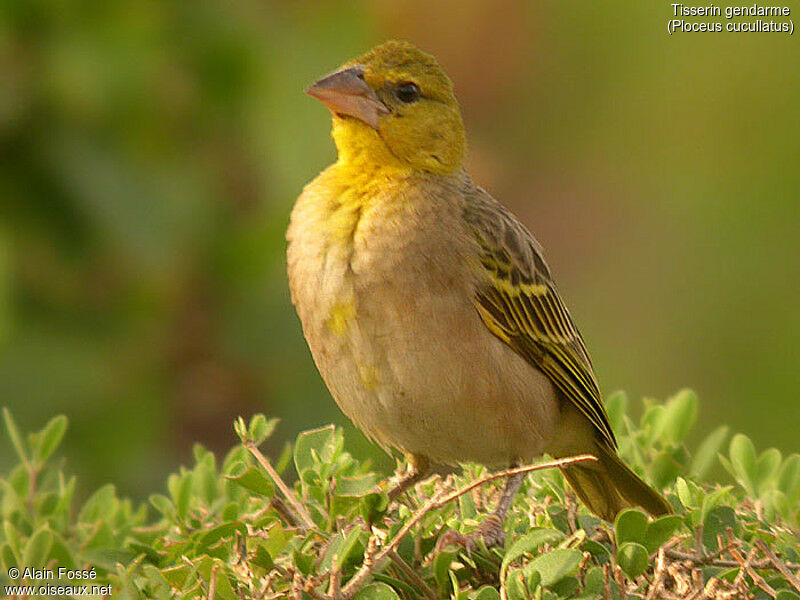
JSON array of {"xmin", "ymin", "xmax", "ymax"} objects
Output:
[{"xmin": 2, "ymin": 391, "xmax": 800, "ymax": 599}]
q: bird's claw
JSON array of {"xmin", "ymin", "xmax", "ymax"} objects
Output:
[{"xmin": 435, "ymin": 514, "xmax": 506, "ymax": 554}]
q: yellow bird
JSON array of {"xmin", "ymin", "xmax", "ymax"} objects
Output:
[{"xmin": 287, "ymin": 40, "xmax": 670, "ymax": 544}]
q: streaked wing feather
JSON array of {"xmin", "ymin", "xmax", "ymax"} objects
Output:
[{"xmin": 465, "ymin": 189, "xmax": 616, "ymax": 448}]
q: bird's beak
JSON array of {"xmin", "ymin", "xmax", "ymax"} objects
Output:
[{"xmin": 306, "ymin": 65, "xmax": 389, "ymax": 129}]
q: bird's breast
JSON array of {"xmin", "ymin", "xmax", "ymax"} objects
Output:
[{"xmin": 287, "ymin": 175, "xmax": 560, "ymax": 466}]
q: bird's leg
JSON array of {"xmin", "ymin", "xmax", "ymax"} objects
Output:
[
  {"xmin": 386, "ymin": 453, "xmax": 430, "ymax": 501},
  {"xmin": 473, "ymin": 470, "xmax": 525, "ymax": 547},
  {"xmin": 437, "ymin": 468, "xmax": 526, "ymax": 551}
]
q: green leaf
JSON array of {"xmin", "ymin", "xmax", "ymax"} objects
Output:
[
  {"xmin": 1, "ymin": 544, "xmax": 18, "ymax": 571},
  {"xmin": 168, "ymin": 473, "xmax": 193, "ymax": 520},
  {"xmin": 616, "ymin": 542, "xmax": 648, "ymax": 579},
  {"xmin": 583, "ymin": 566, "xmax": 604, "ymax": 594},
  {"xmin": 7, "ymin": 465, "xmax": 29, "ymax": 503},
  {"xmin": 644, "ymin": 515, "xmax": 683, "ymax": 553},
  {"xmin": 336, "ymin": 473, "xmax": 379, "ymax": 497},
  {"xmin": 78, "ymin": 483, "xmax": 117, "ymax": 523},
  {"xmin": 648, "ymin": 451, "xmax": 681, "ymax": 489},
  {"xmin": 47, "ymin": 531, "xmax": 76, "ymax": 572},
  {"xmin": 251, "ymin": 544, "xmax": 274, "ymax": 570},
  {"xmin": 322, "ymin": 527, "xmax": 364, "ymax": 572},
  {"xmin": 233, "ymin": 416, "xmax": 247, "ymax": 441},
  {"xmin": 702, "ymin": 506, "xmax": 737, "ymax": 552},
  {"xmin": 728, "ymin": 434, "xmax": 757, "ymax": 494},
  {"xmin": 335, "ymin": 527, "xmax": 364, "ymax": 570},
  {"xmin": 3, "ymin": 521, "xmax": 22, "ymax": 559},
  {"xmin": 433, "ymin": 550, "xmax": 458, "ymax": 592},
  {"xmin": 294, "ymin": 425, "xmax": 335, "ymax": 476},
  {"xmin": 293, "ymin": 549, "xmax": 315, "ymax": 575},
  {"xmin": 522, "ymin": 567, "xmax": 541, "ymax": 594},
  {"xmin": 23, "ymin": 527, "xmax": 54, "ymax": 568},
  {"xmin": 149, "ymin": 494, "xmax": 176, "ymax": 519},
  {"xmin": 641, "ymin": 404, "xmax": 667, "ymax": 445},
  {"xmin": 206, "ymin": 559, "xmax": 238, "ymax": 600},
  {"xmin": 352, "ymin": 582, "xmax": 401, "ymax": 599},
  {"xmin": 197, "ymin": 522, "xmax": 247, "ymax": 550},
  {"xmin": 263, "ymin": 522, "xmax": 290, "ymax": 558},
  {"xmin": 471, "ymin": 585, "xmax": 500, "ymax": 600},
  {"xmin": 155, "ymin": 562, "xmax": 185, "ymax": 588},
  {"xmin": 525, "ymin": 548, "xmax": 582, "ymax": 587},
  {"xmin": 778, "ymin": 454, "xmax": 800, "ymax": 502},
  {"xmin": 2, "ymin": 408, "xmax": 28, "ymax": 466},
  {"xmin": 501, "ymin": 528, "xmax": 565, "ymax": 572},
  {"xmin": 664, "ymin": 389, "xmax": 698, "ymax": 444},
  {"xmin": 690, "ymin": 425, "xmax": 729, "ymax": 479},
  {"xmin": 248, "ymin": 415, "xmax": 279, "ymax": 446},
  {"xmin": 754, "ymin": 448, "xmax": 782, "ymax": 494},
  {"xmin": 505, "ymin": 571, "xmax": 527, "ymax": 600},
  {"xmin": 225, "ymin": 463, "xmax": 275, "ymax": 497},
  {"xmin": 614, "ymin": 508, "xmax": 648, "ymax": 546},
  {"xmin": 193, "ymin": 450, "xmax": 220, "ymax": 505},
  {"xmin": 763, "ymin": 489, "xmax": 790, "ymax": 522},
  {"xmin": 675, "ymin": 476, "xmax": 701, "ymax": 510},
  {"xmin": 582, "ymin": 539, "xmax": 610, "ymax": 559},
  {"xmin": 700, "ymin": 486, "xmax": 733, "ymax": 525},
  {"xmin": 473, "ymin": 586, "xmax": 501, "ymax": 600},
  {"xmin": 372, "ymin": 574, "xmax": 417, "ymax": 598},
  {"xmin": 605, "ymin": 391, "xmax": 628, "ymax": 436},
  {"xmin": 775, "ymin": 591, "xmax": 800, "ymax": 600},
  {"xmin": 359, "ymin": 491, "xmax": 389, "ymax": 525},
  {"xmin": 32, "ymin": 415, "xmax": 68, "ymax": 464},
  {"xmin": 450, "ymin": 571, "xmax": 464, "ymax": 600},
  {"xmin": 550, "ymin": 576, "xmax": 579, "ymax": 597}
]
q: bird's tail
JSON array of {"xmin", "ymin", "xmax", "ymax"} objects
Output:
[{"xmin": 560, "ymin": 442, "xmax": 672, "ymax": 522}]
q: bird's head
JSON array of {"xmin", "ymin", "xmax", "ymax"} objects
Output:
[{"xmin": 307, "ymin": 40, "xmax": 466, "ymax": 175}]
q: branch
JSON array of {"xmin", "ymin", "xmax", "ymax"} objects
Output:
[
  {"xmin": 435, "ymin": 455, "xmax": 597, "ymax": 508},
  {"xmin": 245, "ymin": 441, "xmax": 315, "ymax": 530},
  {"xmin": 755, "ymin": 539, "xmax": 800, "ymax": 594},
  {"xmin": 730, "ymin": 546, "xmax": 776, "ymax": 598}
]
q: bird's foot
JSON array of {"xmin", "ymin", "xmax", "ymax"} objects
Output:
[
  {"xmin": 435, "ymin": 514, "xmax": 506, "ymax": 553},
  {"xmin": 385, "ymin": 454, "xmax": 430, "ymax": 501}
]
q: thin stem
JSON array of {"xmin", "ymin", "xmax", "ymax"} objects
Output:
[{"xmin": 245, "ymin": 441, "xmax": 315, "ymax": 530}]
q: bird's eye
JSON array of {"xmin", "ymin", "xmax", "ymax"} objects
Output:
[{"xmin": 395, "ymin": 82, "xmax": 421, "ymax": 103}]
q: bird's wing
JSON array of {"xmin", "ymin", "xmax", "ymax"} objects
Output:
[{"xmin": 464, "ymin": 188, "xmax": 616, "ymax": 448}]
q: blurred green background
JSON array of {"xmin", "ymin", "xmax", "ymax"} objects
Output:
[{"xmin": 1, "ymin": 1, "xmax": 798, "ymax": 497}]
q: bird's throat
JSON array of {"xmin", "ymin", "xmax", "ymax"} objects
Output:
[{"xmin": 331, "ymin": 116, "xmax": 408, "ymax": 174}]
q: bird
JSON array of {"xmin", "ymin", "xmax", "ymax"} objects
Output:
[{"xmin": 287, "ymin": 40, "xmax": 670, "ymax": 544}]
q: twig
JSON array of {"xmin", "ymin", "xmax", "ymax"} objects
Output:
[
  {"xmin": 340, "ymin": 531, "xmax": 385, "ymax": 600},
  {"xmin": 327, "ymin": 558, "xmax": 341, "ymax": 599},
  {"xmin": 291, "ymin": 569, "xmax": 304, "ymax": 600},
  {"xmin": 435, "ymin": 455, "xmax": 597, "ymax": 507},
  {"xmin": 690, "ymin": 567, "xmax": 704, "ymax": 597},
  {"xmin": 755, "ymin": 539, "xmax": 800, "ymax": 593},
  {"xmin": 663, "ymin": 547, "xmax": 779, "ymax": 570},
  {"xmin": 245, "ymin": 441, "xmax": 315, "ymax": 529},
  {"xmin": 603, "ymin": 564, "xmax": 613, "ymax": 600},
  {"xmin": 666, "ymin": 562, "xmax": 693, "ymax": 597},
  {"xmin": 208, "ymin": 563, "xmax": 218, "ymax": 600},
  {"xmin": 386, "ymin": 549, "xmax": 437, "ymax": 600},
  {"xmin": 613, "ymin": 564, "xmax": 628, "ymax": 600},
  {"xmin": 565, "ymin": 489, "xmax": 578, "ymax": 534},
  {"xmin": 694, "ymin": 525, "xmax": 706, "ymax": 560},
  {"xmin": 730, "ymin": 546, "xmax": 776, "ymax": 598},
  {"xmin": 645, "ymin": 548, "xmax": 666, "ymax": 600}
]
